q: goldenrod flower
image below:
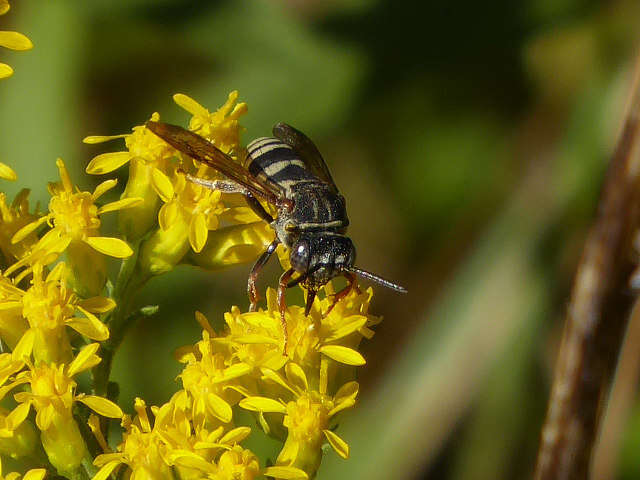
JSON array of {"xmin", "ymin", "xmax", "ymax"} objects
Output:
[
  {"xmin": 0, "ymin": 273, "xmax": 28, "ymax": 349},
  {"xmin": 174, "ymin": 91, "xmax": 247, "ymax": 154},
  {"xmin": 177, "ymin": 329, "xmax": 251, "ymax": 426},
  {"xmin": 12, "ymin": 159, "xmax": 139, "ymax": 295},
  {"xmin": 240, "ymin": 363, "xmax": 358, "ymax": 477},
  {"xmin": 139, "ymin": 92, "xmax": 262, "ymax": 274},
  {"xmin": 224, "ymin": 287, "xmax": 374, "ymax": 378},
  {"xmin": 0, "ymin": 351, "xmax": 39, "ymax": 463},
  {"xmin": 139, "ymin": 171, "xmax": 226, "ymax": 274},
  {"xmin": 1, "ymin": 263, "xmax": 113, "ymax": 364},
  {"xmin": 9, "ymin": 344, "xmax": 122, "ymax": 476},
  {"xmin": 0, "ymin": 1, "xmax": 33, "ymax": 80},
  {"xmin": 84, "ymin": 112, "xmax": 175, "ymax": 240},
  {"xmin": 0, "ymin": 190, "xmax": 40, "ymax": 268},
  {"xmin": 93, "ymin": 398, "xmax": 175, "ymax": 480}
]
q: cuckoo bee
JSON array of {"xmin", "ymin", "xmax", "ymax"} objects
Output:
[{"xmin": 146, "ymin": 120, "xmax": 406, "ymax": 349}]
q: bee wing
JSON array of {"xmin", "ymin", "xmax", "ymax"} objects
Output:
[
  {"xmin": 272, "ymin": 122, "xmax": 338, "ymax": 192},
  {"xmin": 146, "ymin": 121, "xmax": 284, "ymax": 205}
]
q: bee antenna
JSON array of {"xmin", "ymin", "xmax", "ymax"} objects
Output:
[{"xmin": 348, "ymin": 267, "xmax": 407, "ymax": 293}]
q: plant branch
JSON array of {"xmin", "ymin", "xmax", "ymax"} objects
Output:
[{"xmin": 534, "ymin": 54, "xmax": 640, "ymax": 479}]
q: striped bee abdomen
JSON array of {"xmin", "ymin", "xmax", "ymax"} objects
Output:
[{"xmin": 246, "ymin": 137, "xmax": 316, "ymax": 190}]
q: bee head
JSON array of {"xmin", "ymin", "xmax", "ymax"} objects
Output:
[{"xmin": 289, "ymin": 234, "xmax": 355, "ymax": 289}]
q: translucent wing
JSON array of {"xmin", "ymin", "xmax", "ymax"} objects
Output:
[
  {"xmin": 146, "ymin": 121, "xmax": 284, "ymax": 205},
  {"xmin": 272, "ymin": 122, "xmax": 338, "ymax": 192}
]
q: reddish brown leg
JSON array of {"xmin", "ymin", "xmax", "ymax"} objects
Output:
[
  {"xmin": 278, "ymin": 268, "xmax": 296, "ymax": 353},
  {"xmin": 247, "ymin": 239, "xmax": 279, "ymax": 311},
  {"xmin": 325, "ymin": 273, "xmax": 360, "ymax": 316},
  {"xmin": 304, "ymin": 288, "xmax": 317, "ymax": 316}
]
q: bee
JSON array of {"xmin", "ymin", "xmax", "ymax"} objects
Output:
[{"xmin": 146, "ymin": 120, "xmax": 406, "ymax": 349}]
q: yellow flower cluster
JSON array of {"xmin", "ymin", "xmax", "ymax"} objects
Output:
[{"xmin": 0, "ymin": 90, "xmax": 383, "ymax": 480}]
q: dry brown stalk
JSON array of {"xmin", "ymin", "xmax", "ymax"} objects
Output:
[{"xmin": 534, "ymin": 56, "xmax": 640, "ymax": 480}]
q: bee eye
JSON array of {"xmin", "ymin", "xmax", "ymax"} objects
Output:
[{"xmin": 290, "ymin": 240, "xmax": 310, "ymax": 272}]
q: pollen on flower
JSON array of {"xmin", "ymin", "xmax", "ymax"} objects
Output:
[
  {"xmin": 5, "ymin": 264, "xmax": 112, "ymax": 363},
  {"xmin": 13, "ymin": 159, "xmax": 138, "ymax": 259},
  {"xmin": 173, "ymin": 91, "xmax": 248, "ymax": 154},
  {"xmin": 84, "ymin": 112, "xmax": 173, "ymax": 176},
  {"xmin": 0, "ymin": 189, "xmax": 40, "ymax": 267},
  {"xmin": 7, "ymin": 344, "xmax": 120, "ymax": 476}
]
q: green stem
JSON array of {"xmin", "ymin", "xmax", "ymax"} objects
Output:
[{"xmin": 92, "ymin": 243, "xmax": 150, "ymax": 397}]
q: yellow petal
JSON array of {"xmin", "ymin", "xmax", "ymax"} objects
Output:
[
  {"xmin": 11, "ymin": 215, "xmax": 50, "ymax": 244},
  {"xmin": 22, "ymin": 470, "xmax": 47, "ymax": 480},
  {"xmin": 6, "ymin": 402, "xmax": 30, "ymax": 430},
  {"xmin": 263, "ymin": 466, "xmax": 308, "ymax": 479},
  {"xmin": 173, "ymin": 93, "xmax": 209, "ymax": 117},
  {"xmin": 92, "ymin": 460, "xmax": 121, "ymax": 480},
  {"xmin": 220, "ymin": 206, "xmax": 262, "ymax": 224},
  {"xmin": 86, "ymin": 151, "xmax": 131, "ymax": 174},
  {"xmin": 323, "ymin": 429, "xmax": 349, "ymax": 459},
  {"xmin": 0, "ymin": 31, "xmax": 33, "ymax": 50},
  {"xmin": 260, "ymin": 368, "xmax": 297, "ymax": 396},
  {"xmin": 98, "ymin": 197, "xmax": 144, "ymax": 215},
  {"xmin": 329, "ymin": 381, "xmax": 359, "ymax": 416},
  {"xmin": 83, "ymin": 134, "xmax": 127, "ymax": 144},
  {"xmin": 94, "ymin": 453, "xmax": 123, "ymax": 467},
  {"xmin": 92, "ymin": 179, "xmax": 118, "ymax": 200},
  {"xmin": 234, "ymin": 334, "xmax": 280, "ymax": 345},
  {"xmin": 285, "ymin": 363, "xmax": 308, "ymax": 393},
  {"xmin": 77, "ymin": 296, "xmax": 116, "ymax": 314},
  {"xmin": 319, "ymin": 345, "xmax": 366, "ymax": 366},
  {"xmin": 0, "ymin": 63, "xmax": 12, "ymax": 79},
  {"xmin": 85, "ymin": 236, "xmax": 133, "ymax": 258},
  {"xmin": 12, "ymin": 329, "xmax": 34, "ymax": 361},
  {"xmin": 239, "ymin": 396, "xmax": 286, "ymax": 414},
  {"xmin": 190, "ymin": 213, "xmax": 209, "ymax": 253},
  {"xmin": 77, "ymin": 395, "xmax": 123, "ymax": 418},
  {"xmin": 276, "ymin": 438, "xmax": 299, "ymax": 465},
  {"xmin": 67, "ymin": 343, "xmax": 101, "ymax": 377},
  {"xmin": 213, "ymin": 363, "xmax": 251, "ymax": 383},
  {"xmin": 334, "ymin": 381, "xmax": 359, "ymax": 403},
  {"xmin": 151, "ymin": 167, "xmax": 174, "ymax": 202},
  {"xmin": 325, "ymin": 316, "xmax": 368, "ymax": 342},
  {"xmin": 35, "ymin": 404, "xmax": 53, "ymax": 431},
  {"xmin": 67, "ymin": 307, "xmax": 110, "ymax": 341},
  {"xmin": 0, "ymin": 162, "xmax": 16, "ymax": 180},
  {"xmin": 0, "ymin": 301, "xmax": 22, "ymax": 311},
  {"xmin": 223, "ymin": 384, "xmax": 252, "ymax": 398},
  {"xmin": 170, "ymin": 451, "xmax": 216, "ymax": 472},
  {"xmin": 195, "ymin": 310, "xmax": 215, "ymax": 336},
  {"xmin": 220, "ymin": 426, "xmax": 251, "ymax": 445},
  {"xmin": 158, "ymin": 201, "xmax": 179, "ymax": 231},
  {"xmin": 0, "ymin": 2, "xmax": 9, "ymax": 15},
  {"xmin": 206, "ymin": 393, "xmax": 232, "ymax": 423}
]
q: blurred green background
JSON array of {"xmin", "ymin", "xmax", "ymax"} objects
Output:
[{"xmin": 2, "ymin": 0, "xmax": 640, "ymax": 478}]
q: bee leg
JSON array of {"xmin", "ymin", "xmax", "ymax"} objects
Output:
[
  {"xmin": 248, "ymin": 239, "xmax": 279, "ymax": 311},
  {"xmin": 325, "ymin": 272, "xmax": 358, "ymax": 316},
  {"xmin": 183, "ymin": 174, "xmax": 246, "ymax": 193},
  {"xmin": 244, "ymin": 193, "xmax": 274, "ymax": 223},
  {"xmin": 278, "ymin": 268, "xmax": 296, "ymax": 353},
  {"xmin": 182, "ymin": 173, "xmax": 274, "ymax": 223},
  {"xmin": 304, "ymin": 288, "xmax": 317, "ymax": 316}
]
